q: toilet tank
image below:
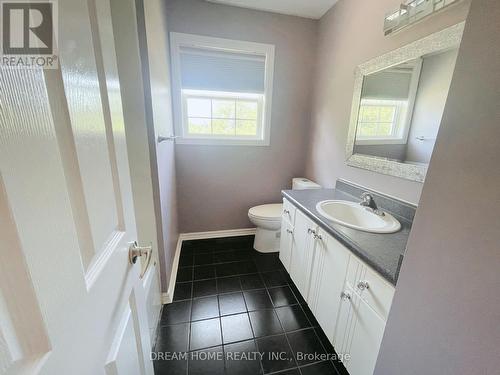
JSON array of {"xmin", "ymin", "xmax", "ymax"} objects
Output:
[{"xmin": 292, "ymin": 178, "xmax": 321, "ymax": 190}]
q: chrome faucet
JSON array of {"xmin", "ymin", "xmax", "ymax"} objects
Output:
[{"xmin": 360, "ymin": 193, "xmax": 385, "ymax": 216}]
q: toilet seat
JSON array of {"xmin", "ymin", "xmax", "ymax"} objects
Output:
[{"xmin": 248, "ymin": 204, "xmax": 282, "ymax": 221}]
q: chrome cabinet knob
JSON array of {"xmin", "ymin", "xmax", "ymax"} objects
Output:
[
  {"xmin": 286, "ymin": 229, "xmax": 293, "ymax": 234},
  {"xmin": 283, "ymin": 209, "xmax": 290, "ymax": 214},
  {"xmin": 313, "ymin": 233, "xmax": 322, "ymax": 241},
  {"xmin": 357, "ymin": 281, "xmax": 370, "ymax": 291},
  {"xmin": 308, "ymin": 228, "xmax": 316, "ymax": 235},
  {"xmin": 340, "ymin": 291, "xmax": 351, "ymax": 301}
]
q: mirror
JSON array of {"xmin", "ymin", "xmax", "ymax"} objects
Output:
[{"xmin": 346, "ymin": 23, "xmax": 465, "ymax": 182}]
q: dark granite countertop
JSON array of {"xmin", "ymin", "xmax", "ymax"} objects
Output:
[{"xmin": 282, "ymin": 186, "xmax": 414, "ymax": 285}]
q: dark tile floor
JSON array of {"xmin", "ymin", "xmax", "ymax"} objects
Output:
[{"xmin": 153, "ymin": 236, "xmax": 348, "ymax": 375}]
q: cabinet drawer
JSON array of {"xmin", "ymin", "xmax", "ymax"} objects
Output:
[
  {"xmin": 356, "ymin": 266, "xmax": 395, "ymax": 321},
  {"xmin": 282, "ymin": 198, "xmax": 296, "ymax": 226},
  {"xmin": 346, "ymin": 256, "xmax": 395, "ymax": 321}
]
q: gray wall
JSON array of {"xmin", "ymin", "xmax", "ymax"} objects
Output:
[
  {"xmin": 406, "ymin": 48, "xmax": 459, "ymax": 164},
  {"xmin": 375, "ymin": 0, "xmax": 500, "ymax": 373},
  {"xmin": 165, "ymin": 0, "xmax": 318, "ymax": 232},
  {"xmin": 305, "ymin": 0, "xmax": 470, "ymax": 204}
]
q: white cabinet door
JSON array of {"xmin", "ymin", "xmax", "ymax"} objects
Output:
[
  {"xmin": 0, "ymin": 0, "xmax": 155, "ymax": 373},
  {"xmin": 289, "ymin": 210, "xmax": 317, "ymax": 299},
  {"xmin": 334, "ymin": 286, "xmax": 356, "ymax": 356},
  {"xmin": 282, "ymin": 198, "xmax": 296, "ymax": 226},
  {"xmin": 345, "ymin": 296, "xmax": 386, "ymax": 375},
  {"xmin": 334, "ymin": 286, "xmax": 387, "ymax": 375},
  {"xmin": 279, "ymin": 219, "xmax": 295, "ymax": 273},
  {"xmin": 308, "ymin": 230, "xmax": 351, "ymax": 345}
]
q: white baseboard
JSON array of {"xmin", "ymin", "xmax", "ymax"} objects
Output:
[
  {"xmin": 161, "ymin": 292, "xmax": 170, "ymax": 305},
  {"xmin": 179, "ymin": 227, "xmax": 256, "ymax": 241},
  {"xmin": 162, "ymin": 235, "xmax": 184, "ymax": 304},
  {"xmin": 162, "ymin": 228, "xmax": 256, "ymax": 304}
]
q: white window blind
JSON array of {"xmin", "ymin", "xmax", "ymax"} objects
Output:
[
  {"xmin": 179, "ymin": 47, "xmax": 266, "ymax": 93},
  {"xmin": 361, "ymin": 70, "xmax": 412, "ymax": 100}
]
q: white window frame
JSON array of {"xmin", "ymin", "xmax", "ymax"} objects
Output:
[
  {"xmin": 182, "ymin": 90, "xmax": 264, "ymax": 140},
  {"xmin": 169, "ymin": 32, "xmax": 275, "ymax": 146}
]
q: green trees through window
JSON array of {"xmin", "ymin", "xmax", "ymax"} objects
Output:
[{"xmin": 185, "ymin": 93, "xmax": 260, "ymax": 137}]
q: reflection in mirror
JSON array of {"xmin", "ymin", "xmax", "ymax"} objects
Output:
[{"xmin": 353, "ymin": 47, "xmax": 459, "ymax": 166}]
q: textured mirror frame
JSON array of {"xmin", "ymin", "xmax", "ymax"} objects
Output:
[{"xmin": 346, "ymin": 22, "xmax": 465, "ymax": 183}]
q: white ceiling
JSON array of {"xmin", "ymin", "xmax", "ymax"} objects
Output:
[{"xmin": 206, "ymin": 0, "xmax": 338, "ymax": 19}]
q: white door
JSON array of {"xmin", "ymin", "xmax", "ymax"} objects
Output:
[
  {"xmin": 289, "ymin": 210, "xmax": 317, "ymax": 299},
  {"xmin": 308, "ymin": 230, "xmax": 350, "ymax": 343},
  {"xmin": 0, "ymin": 0, "xmax": 154, "ymax": 374}
]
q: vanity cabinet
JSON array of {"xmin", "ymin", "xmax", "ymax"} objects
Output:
[{"xmin": 279, "ymin": 197, "xmax": 395, "ymax": 375}]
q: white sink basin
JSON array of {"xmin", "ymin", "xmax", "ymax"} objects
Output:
[{"xmin": 316, "ymin": 200, "xmax": 401, "ymax": 233}]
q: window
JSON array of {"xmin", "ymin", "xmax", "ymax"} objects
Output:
[
  {"xmin": 183, "ymin": 90, "xmax": 262, "ymax": 138},
  {"xmin": 356, "ymin": 59, "xmax": 422, "ymax": 145},
  {"xmin": 356, "ymin": 98, "xmax": 409, "ymax": 143},
  {"xmin": 170, "ymin": 33, "xmax": 275, "ymax": 146}
]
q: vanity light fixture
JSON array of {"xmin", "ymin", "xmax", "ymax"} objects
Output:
[{"xmin": 384, "ymin": 0, "xmax": 461, "ymax": 36}]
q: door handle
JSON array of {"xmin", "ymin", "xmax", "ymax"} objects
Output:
[{"xmin": 129, "ymin": 241, "xmax": 153, "ymax": 279}]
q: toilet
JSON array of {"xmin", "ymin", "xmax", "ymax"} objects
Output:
[{"xmin": 248, "ymin": 178, "xmax": 321, "ymax": 253}]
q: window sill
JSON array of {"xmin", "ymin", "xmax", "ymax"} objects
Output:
[
  {"xmin": 175, "ymin": 137, "xmax": 270, "ymax": 147},
  {"xmin": 356, "ymin": 138, "xmax": 407, "ymax": 146}
]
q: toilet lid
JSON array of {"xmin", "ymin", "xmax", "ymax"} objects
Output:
[{"xmin": 248, "ymin": 203, "xmax": 283, "ymax": 220}]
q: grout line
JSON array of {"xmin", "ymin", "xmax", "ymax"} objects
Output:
[
  {"xmin": 266, "ymin": 369, "xmax": 301, "ymax": 375},
  {"xmin": 186, "ymin": 321, "xmax": 191, "ymax": 372},
  {"xmin": 239, "ymin": 277, "xmax": 266, "ymax": 375},
  {"xmin": 216, "ymin": 293, "xmax": 225, "ymax": 367},
  {"xmin": 240, "ymin": 310, "xmax": 262, "ymax": 374},
  {"xmin": 263, "ymin": 284, "xmax": 300, "ymax": 372},
  {"xmin": 253, "ymin": 338, "xmax": 267, "ymax": 375}
]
